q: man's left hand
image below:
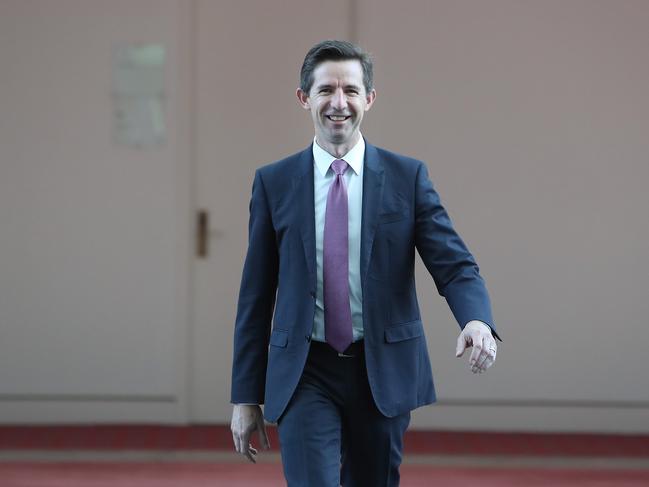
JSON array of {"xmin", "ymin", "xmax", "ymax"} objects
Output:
[{"xmin": 456, "ymin": 321, "xmax": 497, "ymax": 374}]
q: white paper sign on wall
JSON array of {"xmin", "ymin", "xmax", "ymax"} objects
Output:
[{"xmin": 112, "ymin": 44, "xmax": 166, "ymax": 148}]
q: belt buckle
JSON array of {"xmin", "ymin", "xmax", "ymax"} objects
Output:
[{"xmin": 337, "ymin": 351, "xmax": 354, "ymax": 358}]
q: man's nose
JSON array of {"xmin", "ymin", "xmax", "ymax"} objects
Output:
[{"xmin": 330, "ymin": 89, "xmax": 347, "ymax": 110}]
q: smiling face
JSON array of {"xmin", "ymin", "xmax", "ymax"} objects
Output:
[{"xmin": 297, "ymin": 59, "xmax": 376, "ymax": 158}]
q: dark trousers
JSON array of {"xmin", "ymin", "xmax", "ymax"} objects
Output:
[{"xmin": 277, "ymin": 340, "xmax": 411, "ymax": 487}]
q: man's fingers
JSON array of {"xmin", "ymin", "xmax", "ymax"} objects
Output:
[
  {"xmin": 484, "ymin": 344, "xmax": 497, "ymax": 370},
  {"xmin": 244, "ymin": 444, "xmax": 257, "ymax": 463},
  {"xmin": 257, "ymin": 416, "xmax": 271, "ymax": 450},
  {"xmin": 234, "ymin": 425, "xmax": 252, "ymax": 455},
  {"xmin": 470, "ymin": 335, "xmax": 490, "ymax": 372},
  {"xmin": 477, "ymin": 348, "xmax": 490, "ymax": 368},
  {"xmin": 474, "ymin": 348, "xmax": 490, "ymax": 373},
  {"xmin": 231, "ymin": 419, "xmax": 243, "ymax": 453},
  {"xmin": 468, "ymin": 337, "xmax": 483, "ymax": 365},
  {"xmin": 473, "ymin": 341, "xmax": 497, "ymax": 373},
  {"xmin": 479, "ymin": 336, "xmax": 492, "ymax": 364},
  {"xmin": 475, "ymin": 357, "xmax": 493, "ymax": 374}
]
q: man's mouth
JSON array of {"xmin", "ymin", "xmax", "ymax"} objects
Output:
[{"xmin": 326, "ymin": 115, "xmax": 350, "ymax": 122}]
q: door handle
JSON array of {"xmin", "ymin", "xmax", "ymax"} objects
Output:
[{"xmin": 196, "ymin": 209, "xmax": 209, "ymax": 258}]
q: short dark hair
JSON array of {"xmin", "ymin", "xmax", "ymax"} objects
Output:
[{"xmin": 300, "ymin": 40, "xmax": 374, "ymax": 94}]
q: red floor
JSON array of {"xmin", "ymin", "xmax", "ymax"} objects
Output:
[
  {"xmin": 1, "ymin": 425, "xmax": 648, "ymax": 457},
  {"xmin": 1, "ymin": 426, "xmax": 648, "ymax": 486},
  {"xmin": 1, "ymin": 462, "xmax": 649, "ymax": 487}
]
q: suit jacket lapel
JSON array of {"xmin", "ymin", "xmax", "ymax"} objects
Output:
[
  {"xmin": 360, "ymin": 142, "xmax": 385, "ymax": 290},
  {"xmin": 294, "ymin": 146, "xmax": 317, "ymax": 292}
]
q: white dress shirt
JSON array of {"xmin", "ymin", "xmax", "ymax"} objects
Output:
[{"xmin": 311, "ymin": 136, "xmax": 365, "ymax": 343}]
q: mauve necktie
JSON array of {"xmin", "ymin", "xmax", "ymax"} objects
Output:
[{"xmin": 323, "ymin": 159, "xmax": 353, "ymax": 353}]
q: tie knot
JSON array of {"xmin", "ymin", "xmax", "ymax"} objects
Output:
[{"xmin": 331, "ymin": 159, "xmax": 349, "ymax": 176}]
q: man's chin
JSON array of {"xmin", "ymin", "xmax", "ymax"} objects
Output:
[
  {"xmin": 328, "ymin": 127, "xmax": 354, "ymax": 140},
  {"xmin": 317, "ymin": 127, "xmax": 360, "ymax": 148}
]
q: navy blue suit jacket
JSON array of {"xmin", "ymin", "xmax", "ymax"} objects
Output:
[{"xmin": 231, "ymin": 141, "xmax": 498, "ymax": 423}]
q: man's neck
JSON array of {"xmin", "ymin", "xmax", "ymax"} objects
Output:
[{"xmin": 315, "ymin": 133, "xmax": 361, "ymax": 159}]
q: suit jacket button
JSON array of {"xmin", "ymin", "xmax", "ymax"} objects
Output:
[
  {"xmin": 305, "ymin": 335, "xmax": 311, "ymax": 342},
  {"xmin": 310, "ymin": 291, "xmax": 315, "ymax": 298}
]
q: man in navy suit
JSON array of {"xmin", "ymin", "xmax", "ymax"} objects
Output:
[{"xmin": 230, "ymin": 40, "xmax": 501, "ymax": 486}]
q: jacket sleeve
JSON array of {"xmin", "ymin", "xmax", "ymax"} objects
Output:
[
  {"xmin": 413, "ymin": 163, "xmax": 501, "ymax": 341},
  {"xmin": 230, "ymin": 170, "xmax": 280, "ymax": 404}
]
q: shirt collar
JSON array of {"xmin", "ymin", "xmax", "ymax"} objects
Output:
[{"xmin": 312, "ymin": 134, "xmax": 365, "ymax": 177}]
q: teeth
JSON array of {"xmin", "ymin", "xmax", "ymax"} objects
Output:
[{"xmin": 329, "ymin": 116, "xmax": 348, "ymax": 121}]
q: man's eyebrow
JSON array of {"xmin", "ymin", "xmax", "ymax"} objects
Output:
[{"xmin": 314, "ymin": 83, "xmax": 362, "ymax": 91}]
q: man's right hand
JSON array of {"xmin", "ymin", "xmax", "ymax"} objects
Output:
[{"xmin": 230, "ymin": 404, "xmax": 270, "ymax": 463}]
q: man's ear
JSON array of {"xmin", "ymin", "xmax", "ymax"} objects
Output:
[
  {"xmin": 296, "ymin": 88, "xmax": 310, "ymax": 110},
  {"xmin": 364, "ymin": 89, "xmax": 377, "ymax": 111}
]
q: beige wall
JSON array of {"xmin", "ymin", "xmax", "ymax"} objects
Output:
[{"xmin": 1, "ymin": 0, "xmax": 648, "ymax": 432}]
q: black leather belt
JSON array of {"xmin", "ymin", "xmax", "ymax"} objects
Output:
[{"xmin": 310, "ymin": 339, "xmax": 364, "ymax": 358}]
